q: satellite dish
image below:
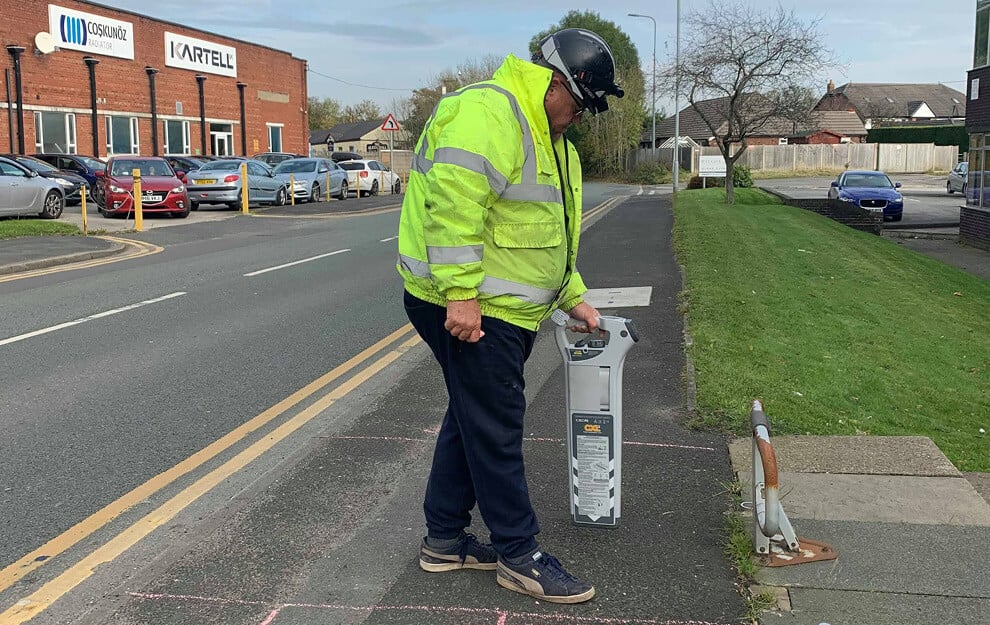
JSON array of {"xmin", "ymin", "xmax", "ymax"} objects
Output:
[{"xmin": 35, "ymin": 32, "xmax": 57, "ymax": 55}]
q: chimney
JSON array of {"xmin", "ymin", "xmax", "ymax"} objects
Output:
[{"xmin": 827, "ymin": 79, "xmax": 835, "ymax": 93}]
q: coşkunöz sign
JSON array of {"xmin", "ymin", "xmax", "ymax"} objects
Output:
[
  {"xmin": 48, "ymin": 4, "xmax": 134, "ymax": 59},
  {"xmin": 165, "ymin": 32, "xmax": 237, "ymax": 78}
]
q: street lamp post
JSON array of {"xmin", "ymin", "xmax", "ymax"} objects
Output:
[
  {"xmin": 673, "ymin": 0, "xmax": 681, "ymax": 193},
  {"xmin": 628, "ymin": 13, "xmax": 656, "ymax": 158}
]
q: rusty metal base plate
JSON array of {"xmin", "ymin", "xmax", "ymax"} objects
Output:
[{"xmin": 763, "ymin": 537, "xmax": 838, "ymax": 567}]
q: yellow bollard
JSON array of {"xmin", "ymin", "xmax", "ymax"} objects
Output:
[
  {"xmin": 380, "ymin": 170, "xmax": 384, "ymax": 195},
  {"xmin": 241, "ymin": 162, "xmax": 249, "ymax": 213},
  {"xmin": 290, "ymin": 173, "xmax": 295, "ymax": 206},
  {"xmin": 355, "ymin": 171, "xmax": 360, "ymax": 199},
  {"xmin": 80, "ymin": 186, "xmax": 88, "ymax": 235},
  {"xmin": 132, "ymin": 168, "xmax": 144, "ymax": 232},
  {"xmin": 325, "ymin": 171, "xmax": 331, "ymax": 201}
]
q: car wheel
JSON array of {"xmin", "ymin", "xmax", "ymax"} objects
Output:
[
  {"xmin": 393, "ymin": 179, "xmax": 401, "ymax": 194},
  {"xmin": 962, "ymin": 183, "xmax": 967, "ymax": 195},
  {"xmin": 338, "ymin": 181, "xmax": 347, "ymax": 200},
  {"xmin": 311, "ymin": 182, "xmax": 321, "ymax": 203},
  {"xmin": 275, "ymin": 187, "xmax": 288, "ymax": 206},
  {"xmin": 190, "ymin": 202, "xmax": 199, "ymax": 211},
  {"xmin": 39, "ymin": 190, "xmax": 64, "ymax": 219},
  {"xmin": 947, "ymin": 181, "xmax": 954, "ymax": 194},
  {"xmin": 226, "ymin": 202, "xmax": 240, "ymax": 210},
  {"xmin": 172, "ymin": 207, "xmax": 190, "ymax": 219},
  {"xmin": 370, "ymin": 181, "xmax": 379, "ymax": 197},
  {"xmin": 891, "ymin": 214, "xmax": 903, "ymax": 222}
]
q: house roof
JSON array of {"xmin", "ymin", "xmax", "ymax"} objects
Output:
[
  {"xmin": 654, "ymin": 96, "xmax": 799, "ymax": 142},
  {"xmin": 309, "ymin": 120, "xmax": 385, "ymax": 145},
  {"xmin": 818, "ymin": 83, "xmax": 966, "ymax": 119},
  {"xmin": 810, "ymin": 110, "xmax": 868, "ymax": 136}
]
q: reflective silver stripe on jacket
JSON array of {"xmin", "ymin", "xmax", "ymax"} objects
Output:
[
  {"xmin": 427, "ymin": 244, "xmax": 484, "ymax": 265},
  {"xmin": 398, "ymin": 253, "xmax": 431, "ymax": 278},
  {"xmin": 399, "ymin": 254, "xmax": 555, "ymax": 305},
  {"xmin": 413, "ymin": 83, "xmax": 562, "ymax": 204}
]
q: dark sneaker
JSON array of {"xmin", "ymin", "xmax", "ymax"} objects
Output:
[
  {"xmin": 497, "ymin": 550, "xmax": 595, "ymax": 604},
  {"xmin": 419, "ymin": 533, "xmax": 498, "ymax": 572}
]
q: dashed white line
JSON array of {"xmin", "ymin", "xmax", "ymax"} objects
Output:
[
  {"xmin": 243, "ymin": 249, "xmax": 351, "ymax": 277},
  {"xmin": 0, "ymin": 292, "xmax": 187, "ymax": 348},
  {"xmin": 380, "ymin": 236, "xmax": 398, "ymax": 243}
]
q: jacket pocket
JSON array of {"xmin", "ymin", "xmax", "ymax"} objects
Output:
[{"xmin": 492, "ymin": 221, "xmax": 562, "ymax": 249}]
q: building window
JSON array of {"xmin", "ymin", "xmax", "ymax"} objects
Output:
[
  {"xmin": 163, "ymin": 120, "xmax": 191, "ymax": 155},
  {"xmin": 34, "ymin": 112, "xmax": 77, "ymax": 154},
  {"xmin": 267, "ymin": 124, "xmax": 283, "ymax": 152},
  {"xmin": 977, "ymin": 1, "xmax": 990, "ymax": 68},
  {"xmin": 778, "ymin": 137, "xmax": 788, "ymax": 145},
  {"xmin": 210, "ymin": 123, "xmax": 234, "ymax": 156},
  {"xmin": 106, "ymin": 116, "xmax": 139, "ymax": 155}
]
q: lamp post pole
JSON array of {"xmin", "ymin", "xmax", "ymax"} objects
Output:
[
  {"xmin": 673, "ymin": 0, "xmax": 681, "ymax": 193},
  {"xmin": 628, "ymin": 13, "xmax": 656, "ymax": 158}
]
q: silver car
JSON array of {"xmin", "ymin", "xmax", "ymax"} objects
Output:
[
  {"xmin": 185, "ymin": 159, "xmax": 288, "ymax": 209},
  {"xmin": 0, "ymin": 156, "xmax": 64, "ymax": 219},
  {"xmin": 273, "ymin": 158, "xmax": 348, "ymax": 202},
  {"xmin": 947, "ymin": 161, "xmax": 968, "ymax": 195}
]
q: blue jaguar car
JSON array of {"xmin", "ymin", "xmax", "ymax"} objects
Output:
[{"xmin": 828, "ymin": 170, "xmax": 903, "ymax": 221}]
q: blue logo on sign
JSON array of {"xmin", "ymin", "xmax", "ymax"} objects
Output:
[{"xmin": 59, "ymin": 15, "xmax": 88, "ymax": 46}]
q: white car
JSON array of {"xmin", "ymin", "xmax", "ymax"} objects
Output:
[{"xmin": 337, "ymin": 159, "xmax": 402, "ymax": 197}]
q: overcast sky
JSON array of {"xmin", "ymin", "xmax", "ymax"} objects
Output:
[{"xmin": 101, "ymin": 0, "xmax": 975, "ymax": 116}]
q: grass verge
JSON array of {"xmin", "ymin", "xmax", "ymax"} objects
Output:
[
  {"xmin": 721, "ymin": 480, "xmax": 777, "ymax": 623},
  {"xmin": 0, "ymin": 220, "xmax": 81, "ymax": 239},
  {"xmin": 675, "ymin": 188, "xmax": 990, "ymax": 471}
]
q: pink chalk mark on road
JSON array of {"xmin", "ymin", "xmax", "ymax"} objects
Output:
[
  {"xmin": 127, "ymin": 591, "xmax": 731, "ymax": 625},
  {"xmin": 325, "ymin": 435, "xmax": 715, "ymax": 452}
]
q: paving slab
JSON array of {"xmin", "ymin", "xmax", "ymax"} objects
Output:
[
  {"xmin": 728, "ymin": 435, "xmax": 960, "ymax": 477},
  {"xmin": 763, "ymin": 588, "xmax": 990, "ymax": 625},
  {"xmin": 736, "ymin": 472, "xmax": 990, "ymax": 525},
  {"xmin": 967, "ymin": 472, "xmax": 990, "ymax": 505},
  {"xmin": 754, "ymin": 519, "xmax": 990, "ymax": 598}
]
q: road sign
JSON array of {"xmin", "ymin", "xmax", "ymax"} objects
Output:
[
  {"xmin": 699, "ymin": 155, "xmax": 727, "ymax": 178},
  {"xmin": 380, "ymin": 114, "xmax": 401, "ymax": 131}
]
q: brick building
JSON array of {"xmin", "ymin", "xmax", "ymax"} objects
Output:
[{"xmin": 1, "ymin": 0, "xmax": 308, "ymax": 159}]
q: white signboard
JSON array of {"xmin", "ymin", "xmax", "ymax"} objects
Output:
[
  {"xmin": 165, "ymin": 32, "xmax": 237, "ymax": 77},
  {"xmin": 49, "ymin": 4, "xmax": 134, "ymax": 59},
  {"xmin": 699, "ymin": 155, "xmax": 727, "ymax": 177}
]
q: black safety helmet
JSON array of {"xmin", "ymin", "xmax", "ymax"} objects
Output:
[{"xmin": 532, "ymin": 28, "xmax": 625, "ymax": 115}]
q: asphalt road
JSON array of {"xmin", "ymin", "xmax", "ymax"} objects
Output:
[
  {"xmin": 0, "ymin": 182, "xmax": 633, "ymax": 575},
  {"xmin": 757, "ymin": 173, "xmax": 963, "ymax": 226}
]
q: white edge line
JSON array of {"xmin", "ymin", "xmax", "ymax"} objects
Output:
[
  {"xmin": 0, "ymin": 292, "xmax": 187, "ymax": 348},
  {"xmin": 244, "ymin": 249, "xmax": 351, "ymax": 277},
  {"xmin": 379, "ymin": 236, "xmax": 398, "ymax": 243}
]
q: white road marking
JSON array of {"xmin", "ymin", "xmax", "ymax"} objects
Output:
[
  {"xmin": 380, "ymin": 236, "xmax": 398, "ymax": 243},
  {"xmin": 636, "ymin": 186, "xmax": 644, "ymax": 195},
  {"xmin": 243, "ymin": 250, "xmax": 351, "ymax": 277},
  {"xmin": 0, "ymin": 292, "xmax": 187, "ymax": 348}
]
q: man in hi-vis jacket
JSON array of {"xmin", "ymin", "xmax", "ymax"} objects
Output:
[{"xmin": 397, "ymin": 28, "xmax": 624, "ymax": 604}]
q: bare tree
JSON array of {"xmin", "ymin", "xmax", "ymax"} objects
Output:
[{"xmin": 672, "ymin": 2, "xmax": 833, "ymax": 203}]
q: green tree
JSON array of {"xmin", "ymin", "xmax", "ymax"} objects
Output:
[
  {"xmin": 530, "ymin": 11, "xmax": 646, "ymax": 177},
  {"xmin": 340, "ymin": 99, "xmax": 384, "ymax": 124},
  {"xmin": 308, "ymin": 96, "xmax": 342, "ymax": 131}
]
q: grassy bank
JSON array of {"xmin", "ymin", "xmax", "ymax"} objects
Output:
[
  {"xmin": 674, "ymin": 188, "xmax": 990, "ymax": 471},
  {"xmin": 0, "ymin": 220, "xmax": 80, "ymax": 239}
]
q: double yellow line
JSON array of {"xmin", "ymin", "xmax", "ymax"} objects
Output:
[
  {"xmin": 0, "ymin": 236, "xmax": 162, "ymax": 284},
  {"xmin": 0, "ymin": 324, "xmax": 420, "ymax": 624}
]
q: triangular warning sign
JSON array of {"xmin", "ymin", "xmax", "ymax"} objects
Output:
[{"xmin": 381, "ymin": 114, "xmax": 401, "ymax": 131}]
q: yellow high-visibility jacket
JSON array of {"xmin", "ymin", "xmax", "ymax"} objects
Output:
[{"xmin": 396, "ymin": 54, "xmax": 588, "ymax": 331}]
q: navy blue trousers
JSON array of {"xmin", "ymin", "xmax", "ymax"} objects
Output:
[{"xmin": 404, "ymin": 291, "xmax": 539, "ymax": 559}]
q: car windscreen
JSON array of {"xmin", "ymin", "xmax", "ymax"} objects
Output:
[
  {"xmin": 274, "ymin": 160, "xmax": 317, "ymax": 174},
  {"xmin": 110, "ymin": 160, "xmax": 172, "ymax": 177},
  {"xmin": 79, "ymin": 156, "xmax": 106, "ymax": 169},
  {"xmin": 15, "ymin": 157, "xmax": 58, "ymax": 173},
  {"xmin": 843, "ymin": 174, "xmax": 892, "ymax": 188},
  {"xmin": 338, "ymin": 162, "xmax": 366, "ymax": 171},
  {"xmin": 199, "ymin": 161, "xmax": 243, "ymax": 172}
]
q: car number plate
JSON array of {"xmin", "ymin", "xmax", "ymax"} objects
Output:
[
  {"xmin": 143, "ymin": 195, "xmax": 164, "ymax": 202},
  {"xmin": 194, "ymin": 179, "xmax": 216, "ymax": 185}
]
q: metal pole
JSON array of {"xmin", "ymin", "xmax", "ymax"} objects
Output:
[
  {"xmin": 5, "ymin": 68, "xmax": 13, "ymax": 153},
  {"xmin": 146, "ymin": 67, "xmax": 160, "ymax": 156},
  {"xmin": 237, "ymin": 82, "xmax": 247, "ymax": 156},
  {"xmin": 6, "ymin": 46, "xmax": 26, "ymax": 155},
  {"xmin": 673, "ymin": 0, "xmax": 682, "ymax": 193},
  {"xmin": 84, "ymin": 57, "xmax": 100, "ymax": 157},
  {"xmin": 195, "ymin": 74, "xmax": 207, "ymax": 155}
]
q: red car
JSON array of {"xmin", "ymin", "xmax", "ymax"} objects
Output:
[{"xmin": 99, "ymin": 157, "xmax": 190, "ymax": 218}]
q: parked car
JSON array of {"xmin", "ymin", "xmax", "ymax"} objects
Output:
[
  {"xmin": 34, "ymin": 153, "xmax": 106, "ymax": 207},
  {"xmin": 828, "ymin": 170, "xmax": 903, "ymax": 221},
  {"xmin": 165, "ymin": 155, "xmax": 209, "ymax": 182},
  {"xmin": 100, "ymin": 156, "xmax": 190, "ymax": 218},
  {"xmin": 273, "ymin": 158, "xmax": 348, "ymax": 202},
  {"xmin": 330, "ymin": 151, "xmax": 363, "ymax": 163},
  {"xmin": 947, "ymin": 161, "xmax": 968, "ymax": 195},
  {"xmin": 0, "ymin": 155, "xmax": 64, "ymax": 219},
  {"xmin": 2, "ymin": 154, "xmax": 87, "ymax": 205},
  {"xmin": 185, "ymin": 158, "xmax": 288, "ymax": 209},
  {"xmin": 251, "ymin": 152, "xmax": 303, "ymax": 167},
  {"xmin": 337, "ymin": 159, "xmax": 402, "ymax": 197}
]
